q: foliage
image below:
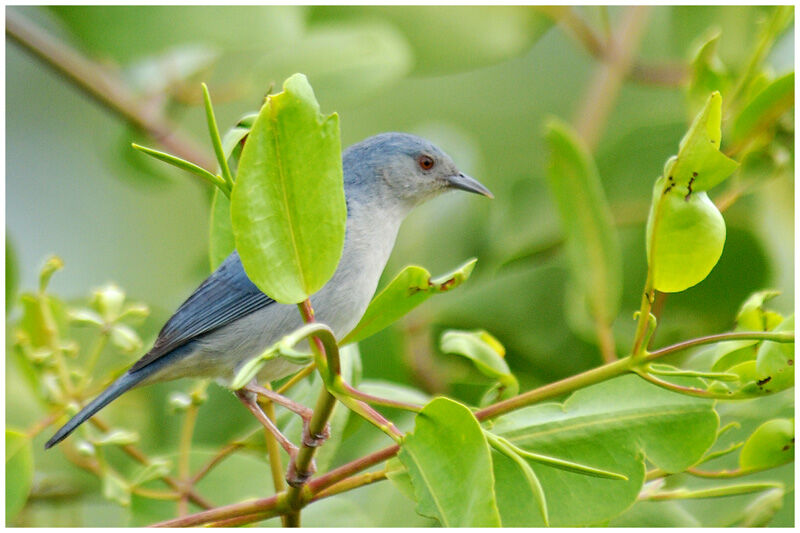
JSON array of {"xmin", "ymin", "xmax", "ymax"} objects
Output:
[{"xmin": 6, "ymin": 5, "xmax": 794, "ymax": 528}]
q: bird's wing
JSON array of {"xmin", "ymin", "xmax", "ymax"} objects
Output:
[{"xmin": 130, "ymin": 251, "xmax": 274, "ymax": 372}]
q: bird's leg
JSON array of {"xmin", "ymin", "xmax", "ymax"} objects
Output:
[
  {"xmin": 234, "ymin": 388, "xmax": 316, "ymax": 485},
  {"xmin": 244, "ymin": 382, "xmax": 330, "ymax": 448},
  {"xmin": 234, "ymin": 388, "xmax": 298, "ymax": 457}
]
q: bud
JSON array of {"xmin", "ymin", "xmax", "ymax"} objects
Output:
[{"xmin": 91, "ymin": 284, "xmax": 126, "ymax": 322}]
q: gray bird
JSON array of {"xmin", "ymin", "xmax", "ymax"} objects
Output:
[{"xmin": 45, "ymin": 132, "xmax": 492, "ymax": 450}]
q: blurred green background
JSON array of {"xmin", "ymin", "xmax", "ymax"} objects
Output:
[{"xmin": 6, "ymin": 5, "xmax": 794, "ymax": 526}]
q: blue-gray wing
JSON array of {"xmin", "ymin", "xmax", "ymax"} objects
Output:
[{"xmin": 130, "ymin": 251, "xmax": 274, "ymax": 371}]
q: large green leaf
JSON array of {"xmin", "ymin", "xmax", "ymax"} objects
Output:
[
  {"xmin": 340, "ymin": 259, "xmax": 476, "ymax": 345},
  {"xmin": 399, "ymin": 397, "xmax": 501, "ymax": 527},
  {"xmin": 6, "ymin": 429, "xmax": 34, "ymax": 522},
  {"xmin": 544, "ymin": 118, "xmax": 621, "ymax": 329},
  {"xmin": 645, "ymin": 92, "xmax": 739, "ymax": 293},
  {"xmin": 231, "ymin": 73, "xmax": 345, "ymax": 304},
  {"xmin": 491, "ymin": 375, "xmax": 718, "ymax": 526}
]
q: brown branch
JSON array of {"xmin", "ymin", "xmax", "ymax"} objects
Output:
[
  {"xmin": 151, "ymin": 493, "xmax": 285, "ymax": 528},
  {"xmin": 6, "ymin": 8, "xmax": 217, "ymax": 172}
]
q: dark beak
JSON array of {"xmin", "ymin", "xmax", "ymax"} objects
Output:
[{"xmin": 447, "ymin": 172, "xmax": 494, "ymax": 198}]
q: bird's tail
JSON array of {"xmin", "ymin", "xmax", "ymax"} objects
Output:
[{"xmin": 45, "ymin": 370, "xmax": 145, "ymax": 449}]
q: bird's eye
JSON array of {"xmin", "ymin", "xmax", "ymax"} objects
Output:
[{"xmin": 418, "ymin": 155, "xmax": 435, "ymax": 170}]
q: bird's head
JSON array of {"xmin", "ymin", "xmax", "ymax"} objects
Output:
[{"xmin": 343, "ymin": 132, "xmax": 492, "ymax": 213}]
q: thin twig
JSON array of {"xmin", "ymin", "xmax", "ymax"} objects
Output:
[
  {"xmin": 311, "ymin": 469, "xmax": 388, "ymax": 501},
  {"xmin": 177, "ymin": 403, "xmax": 200, "ymax": 517}
]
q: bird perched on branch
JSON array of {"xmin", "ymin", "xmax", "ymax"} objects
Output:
[{"xmin": 46, "ymin": 132, "xmax": 492, "ymax": 458}]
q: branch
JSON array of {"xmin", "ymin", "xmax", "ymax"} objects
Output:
[
  {"xmin": 6, "ymin": 9, "xmax": 217, "ymax": 172},
  {"xmin": 151, "ymin": 329, "xmax": 793, "ymax": 526}
]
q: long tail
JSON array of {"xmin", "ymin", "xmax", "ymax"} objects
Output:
[{"xmin": 45, "ymin": 370, "xmax": 145, "ymax": 449}]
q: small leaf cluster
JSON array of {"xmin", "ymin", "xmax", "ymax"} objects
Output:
[{"xmin": 7, "ymin": 258, "xmax": 183, "ymax": 518}]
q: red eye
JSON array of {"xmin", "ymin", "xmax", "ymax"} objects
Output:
[{"xmin": 418, "ymin": 155, "xmax": 435, "ymax": 170}]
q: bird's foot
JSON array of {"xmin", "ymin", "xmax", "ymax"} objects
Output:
[{"xmin": 243, "ymin": 381, "xmax": 331, "ymax": 447}]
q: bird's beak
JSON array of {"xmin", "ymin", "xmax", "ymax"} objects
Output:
[{"xmin": 447, "ymin": 172, "xmax": 494, "ymax": 198}]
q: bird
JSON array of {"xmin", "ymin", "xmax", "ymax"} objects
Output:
[{"xmin": 45, "ymin": 132, "xmax": 492, "ymax": 452}]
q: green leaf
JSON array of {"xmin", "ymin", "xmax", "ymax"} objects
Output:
[
  {"xmin": 706, "ymin": 290, "xmax": 782, "ymax": 371},
  {"xmin": 230, "ymin": 323, "xmax": 317, "ymax": 390},
  {"xmin": 6, "ymin": 429, "xmax": 33, "ymax": 522},
  {"xmin": 755, "ymin": 315, "xmax": 794, "ymax": 391},
  {"xmin": 730, "ymin": 72, "xmax": 794, "ymax": 149},
  {"xmin": 736, "ymin": 289, "xmax": 783, "ymax": 331},
  {"xmin": 487, "ymin": 434, "xmax": 549, "ymax": 526},
  {"xmin": 386, "ymin": 457, "xmax": 416, "ymax": 502},
  {"xmin": 201, "ymin": 83, "xmax": 234, "ymax": 189},
  {"xmin": 102, "ymin": 469, "xmax": 131, "ymax": 506},
  {"xmin": 130, "ymin": 458, "xmax": 172, "ymax": 486},
  {"xmin": 68, "ymin": 308, "xmax": 105, "ymax": 327},
  {"xmin": 38, "ymin": 255, "xmax": 64, "ymax": 293},
  {"xmin": 208, "ymin": 188, "xmax": 235, "ymax": 271},
  {"xmin": 110, "ymin": 324, "xmax": 143, "ymax": 354},
  {"xmin": 231, "ymin": 73, "xmax": 345, "ymax": 304},
  {"xmin": 440, "ymin": 329, "xmax": 518, "ymax": 400},
  {"xmin": 665, "ymin": 92, "xmax": 740, "ymax": 192},
  {"xmin": 92, "ymin": 428, "xmax": 140, "ymax": 446},
  {"xmin": 220, "ymin": 125, "xmax": 250, "ymax": 163},
  {"xmin": 131, "ymin": 143, "xmax": 227, "ymax": 193},
  {"xmin": 341, "ymin": 259, "xmax": 476, "ymax": 345},
  {"xmin": 399, "ymin": 397, "xmax": 501, "ymax": 527},
  {"xmin": 739, "ymin": 418, "xmax": 794, "ymax": 471},
  {"xmin": 647, "ymin": 187, "xmax": 726, "ymax": 293},
  {"xmin": 544, "ymin": 118, "xmax": 621, "ymax": 329},
  {"xmin": 645, "ymin": 92, "xmax": 739, "ymax": 293},
  {"xmin": 440, "ymin": 329, "xmax": 509, "ymax": 379},
  {"xmin": 491, "ymin": 375, "xmax": 718, "ymax": 526}
]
